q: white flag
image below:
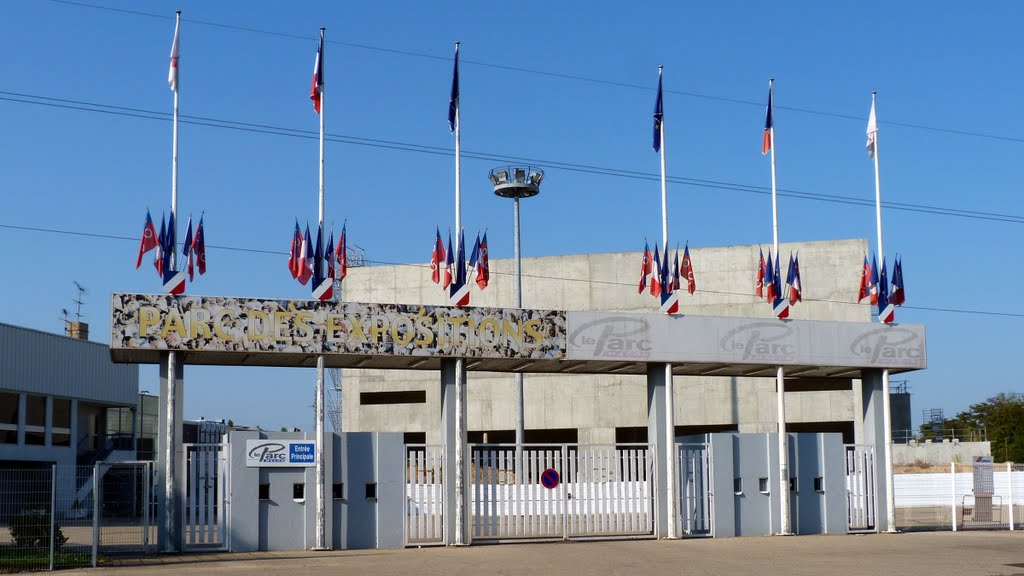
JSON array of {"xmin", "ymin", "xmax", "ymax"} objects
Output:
[
  {"xmin": 866, "ymin": 97, "xmax": 877, "ymax": 159},
  {"xmin": 168, "ymin": 19, "xmax": 180, "ymax": 92}
]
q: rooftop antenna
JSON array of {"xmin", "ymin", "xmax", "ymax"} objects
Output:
[{"xmin": 72, "ymin": 282, "xmax": 87, "ymax": 321}]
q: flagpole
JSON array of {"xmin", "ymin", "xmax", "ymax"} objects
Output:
[
  {"xmin": 871, "ymin": 91, "xmax": 896, "ymax": 533},
  {"xmin": 314, "ymin": 27, "xmax": 328, "ymax": 551},
  {"xmin": 767, "ymin": 78, "xmax": 791, "ymax": 536},
  {"xmin": 657, "ymin": 65, "xmax": 678, "ymax": 540},
  {"xmin": 163, "ymin": 10, "xmax": 181, "ymax": 553},
  {"xmin": 452, "ymin": 41, "xmax": 467, "ymax": 546}
]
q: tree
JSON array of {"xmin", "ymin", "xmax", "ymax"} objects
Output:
[{"xmin": 942, "ymin": 393, "xmax": 1024, "ymax": 463}]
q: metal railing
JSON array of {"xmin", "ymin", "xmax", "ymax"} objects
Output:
[
  {"xmin": 894, "ymin": 461, "xmax": 1022, "ymax": 532},
  {"xmin": 892, "ymin": 428, "xmax": 987, "ymax": 445}
]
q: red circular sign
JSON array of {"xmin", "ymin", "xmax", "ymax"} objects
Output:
[{"xmin": 541, "ymin": 468, "xmax": 560, "ymax": 489}]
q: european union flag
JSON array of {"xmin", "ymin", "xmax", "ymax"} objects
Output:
[{"xmin": 653, "ymin": 68, "xmax": 664, "ymax": 152}]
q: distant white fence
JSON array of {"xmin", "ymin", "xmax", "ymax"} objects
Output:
[{"xmin": 894, "ymin": 464, "xmax": 1023, "ymax": 531}]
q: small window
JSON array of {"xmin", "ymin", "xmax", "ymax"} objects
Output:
[
  {"xmin": 733, "ymin": 478, "xmax": 742, "ymax": 495},
  {"xmin": 333, "ymin": 483, "xmax": 344, "ymax": 499},
  {"xmin": 293, "ymin": 483, "xmax": 305, "ymax": 501},
  {"xmin": 789, "ymin": 477, "xmax": 797, "ymax": 493},
  {"xmin": 759, "ymin": 477, "xmax": 770, "ymax": 494},
  {"xmin": 360, "ymin": 391, "xmax": 427, "ymax": 405},
  {"xmin": 813, "ymin": 477, "xmax": 824, "ymax": 492},
  {"xmin": 365, "ymin": 483, "xmax": 377, "ymax": 500},
  {"xmin": 258, "ymin": 483, "xmax": 270, "ymax": 500}
]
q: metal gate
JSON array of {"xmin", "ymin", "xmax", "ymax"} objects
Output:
[
  {"xmin": 844, "ymin": 444, "xmax": 876, "ymax": 532},
  {"xmin": 182, "ymin": 443, "xmax": 229, "ymax": 550},
  {"xmin": 676, "ymin": 443, "xmax": 712, "ymax": 536},
  {"xmin": 95, "ymin": 461, "xmax": 155, "ymax": 556},
  {"xmin": 469, "ymin": 443, "xmax": 654, "ymax": 541},
  {"xmin": 405, "ymin": 444, "xmax": 445, "ymax": 545}
]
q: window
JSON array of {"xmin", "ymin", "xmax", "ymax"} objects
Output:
[
  {"xmin": 365, "ymin": 483, "xmax": 377, "ymax": 500},
  {"xmin": 259, "ymin": 483, "xmax": 270, "ymax": 500},
  {"xmin": 333, "ymin": 483, "xmax": 344, "ymax": 499},
  {"xmin": 25, "ymin": 395, "xmax": 45, "ymax": 445},
  {"xmin": 52, "ymin": 398, "xmax": 71, "ymax": 447},
  {"xmin": 293, "ymin": 483, "xmax": 305, "ymax": 501},
  {"xmin": 0, "ymin": 392, "xmax": 17, "ymax": 444},
  {"xmin": 733, "ymin": 478, "xmax": 742, "ymax": 495},
  {"xmin": 813, "ymin": 477, "xmax": 824, "ymax": 492},
  {"xmin": 403, "ymin": 432, "xmax": 426, "ymax": 445},
  {"xmin": 789, "ymin": 477, "xmax": 798, "ymax": 493},
  {"xmin": 759, "ymin": 477, "xmax": 770, "ymax": 494},
  {"xmin": 360, "ymin": 391, "xmax": 427, "ymax": 405}
]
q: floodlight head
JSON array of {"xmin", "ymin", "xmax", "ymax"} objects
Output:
[{"xmin": 491, "ymin": 165, "xmax": 543, "ymax": 199}]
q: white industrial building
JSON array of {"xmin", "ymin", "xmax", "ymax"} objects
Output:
[{"xmin": 340, "ymin": 238, "xmax": 883, "ymax": 444}]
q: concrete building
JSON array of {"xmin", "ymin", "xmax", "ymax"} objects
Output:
[
  {"xmin": 0, "ymin": 321, "xmax": 139, "ymax": 468},
  {"xmin": 340, "ymin": 238, "xmax": 878, "ymax": 445}
]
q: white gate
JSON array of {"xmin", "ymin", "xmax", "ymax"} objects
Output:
[
  {"xmin": 182, "ymin": 443, "xmax": 229, "ymax": 550},
  {"xmin": 676, "ymin": 443, "xmax": 713, "ymax": 536},
  {"xmin": 469, "ymin": 443, "xmax": 654, "ymax": 541},
  {"xmin": 845, "ymin": 444, "xmax": 876, "ymax": 532},
  {"xmin": 405, "ymin": 444, "xmax": 445, "ymax": 545}
]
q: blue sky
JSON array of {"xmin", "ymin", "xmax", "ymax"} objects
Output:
[{"xmin": 2, "ymin": 1, "xmax": 1021, "ymax": 431}]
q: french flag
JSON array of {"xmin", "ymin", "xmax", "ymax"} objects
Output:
[
  {"xmin": 762, "ymin": 82, "xmax": 773, "ymax": 155},
  {"xmin": 890, "ymin": 257, "xmax": 905, "ymax": 307},
  {"xmin": 868, "ymin": 254, "xmax": 880, "ymax": 305},
  {"xmin": 310, "ymin": 30, "xmax": 324, "ymax": 114},
  {"xmin": 442, "ymin": 230, "xmax": 454, "ymax": 289},
  {"xmin": 787, "ymin": 253, "xmax": 802, "ymax": 305},
  {"xmin": 764, "ymin": 252, "xmax": 775, "ymax": 301},
  {"xmin": 297, "ymin": 224, "xmax": 313, "ymax": 285},
  {"xmin": 449, "ymin": 230, "xmax": 471, "ymax": 307},
  {"xmin": 650, "ymin": 244, "xmax": 662, "ymax": 297},
  {"xmin": 476, "ymin": 232, "xmax": 489, "ymax": 290},
  {"xmin": 468, "ymin": 233, "xmax": 481, "ymax": 289}
]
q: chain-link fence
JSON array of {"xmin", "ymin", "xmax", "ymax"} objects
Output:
[
  {"xmin": 0, "ymin": 463, "xmax": 155, "ymax": 571},
  {"xmin": 894, "ymin": 461, "xmax": 1022, "ymax": 532}
]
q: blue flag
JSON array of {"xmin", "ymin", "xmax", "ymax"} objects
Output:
[
  {"xmin": 448, "ymin": 43, "xmax": 460, "ymax": 132},
  {"xmin": 653, "ymin": 68, "xmax": 664, "ymax": 152}
]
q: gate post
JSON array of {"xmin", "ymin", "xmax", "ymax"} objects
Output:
[
  {"xmin": 441, "ymin": 359, "xmax": 469, "ymax": 545},
  {"xmin": 157, "ymin": 356, "xmax": 185, "ymax": 552},
  {"xmin": 647, "ymin": 364, "xmax": 670, "ymax": 538},
  {"xmin": 858, "ymin": 370, "xmax": 892, "ymax": 533}
]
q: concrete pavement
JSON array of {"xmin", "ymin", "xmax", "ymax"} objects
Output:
[{"xmin": 70, "ymin": 531, "xmax": 1024, "ymax": 576}]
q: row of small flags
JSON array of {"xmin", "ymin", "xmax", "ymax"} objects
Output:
[
  {"xmin": 857, "ymin": 254, "xmax": 906, "ymax": 323},
  {"xmin": 755, "ymin": 249, "xmax": 802, "ymax": 319},
  {"xmin": 135, "ymin": 210, "xmax": 206, "ymax": 295},
  {"xmin": 637, "ymin": 241, "xmax": 695, "ymax": 314},
  {"xmin": 430, "ymin": 228, "xmax": 489, "ymax": 307},
  {"xmin": 287, "ymin": 222, "xmax": 347, "ymax": 301}
]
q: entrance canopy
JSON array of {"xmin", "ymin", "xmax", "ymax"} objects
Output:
[{"xmin": 109, "ymin": 294, "xmax": 926, "ymax": 378}]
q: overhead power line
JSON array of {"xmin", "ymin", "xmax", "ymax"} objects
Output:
[
  {"xmin": 1, "ymin": 220, "xmax": 1022, "ymax": 320},
  {"xmin": 2, "ymin": 90, "xmax": 1023, "ymax": 226},
  {"xmin": 44, "ymin": 0, "xmax": 1024, "ymax": 146}
]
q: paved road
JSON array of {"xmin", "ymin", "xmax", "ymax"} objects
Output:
[{"xmin": 76, "ymin": 531, "xmax": 1024, "ymax": 576}]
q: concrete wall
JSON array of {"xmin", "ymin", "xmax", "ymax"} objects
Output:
[
  {"xmin": 892, "ymin": 441, "xmax": 991, "ymax": 467},
  {"xmin": 339, "ymin": 240, "xmax": 870, "ymax": 442}
]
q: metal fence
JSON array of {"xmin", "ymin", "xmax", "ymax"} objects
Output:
[
  {"xmin": 0, "ymin": 462, "xmax": 155, "ymax": 571},
  {"xmin": 894, "ymin": 462, "xmax": 1022, "ymax": 532}
]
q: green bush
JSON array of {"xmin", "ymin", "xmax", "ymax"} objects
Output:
[{"xmin": 8, "ymin": 509, "xmax": 67, "ymax": 550}]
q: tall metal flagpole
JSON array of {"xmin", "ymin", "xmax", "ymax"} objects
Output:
[
  {"xmin": 314, "ymin": 27, "xmax": 328, "ymax": 550},
  {"xmin": 768, "ymin": 78, "xmax": 791, "ymax": 536},
  {"xmin": 658, "ymin": 65, "xmax": 678, "ymax": 540},
  {"xmin": 870, "ymin": 92, "xmax": 896, "ymax": 533},
  {"xmin": 164, "ymin": 10, "xmax": 181, "ymax": 553},
  {"xmin": 452, "ymin": 41, "xmax": 467, "ymax": 546}
]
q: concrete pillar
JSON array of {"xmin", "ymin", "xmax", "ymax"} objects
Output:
[
  {"xmin": 70, "ymin": 399, "xmax": 79, "ymax": 456},
  {"xmin": 859, "ymin": 370, "xmax": 891, "ymax": 532},
  {"xmin": 647, "ymin": 364, "xmax": 669, "ymax": 538},
  {"xmin": 16, "ymin": 393, "xmax": 26, "ymax": 445},
  {"xmin": 157, "ymin": 358, "xmax": 184, "ymax": 551},
  {"xmin": 44, "ymin": 396, "xmax": 53, "ymax": 446},
  {"xmin": 440, "ymin": 360, "xmax": 468, "ymax": 544}
]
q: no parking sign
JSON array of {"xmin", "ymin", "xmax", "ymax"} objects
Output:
[{"xmin": 540, "ymin": 468, "xmax": 560, "ymax": 489}]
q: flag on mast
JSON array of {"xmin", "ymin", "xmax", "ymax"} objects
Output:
[
  {"xmin": 890, "ymin": 257, "xmax": 905, "ymax": 306},
  {"xmin": 764, "ymin": 252, "xmax": 775, "ymax": 301},
  {"xmin": 310, "ymin": 30, "xmax": 324, "ymax": 114},
  {"xmin": 762, "ymin": 84, "xmax": 774, "ymax": 155},
  {"xmin": 755, "ymin": 246, "xmax": 766, "ymax": 299},
  {"xmin": 448, "ymin": 42, "xmax": 459, "ymax": 132},
  {"xmin": 450, "ymin": 229, "xmax": 471, "ymax": 307},
  {"xmin": 650, "ymin": 244, "xmax": 662, "ymax": 297},
  {"xmin": 857, "ymin": 255, "xmax": 871, "ymax": 303},
  {"xmin": 442, "ymin": 230, "xmax": 454, "ymax": 289},
  {"xmin": 476, "ymin": 232, "xmax": 489, "ymax": 290},
  {"xmin": 670, "ymin": 247, "xmax": 681, "ymax": 292},
  {"xmin": 192, "ymin": 215, "xmax": 206, "ymax": 276},
  {"xmin": 787, "ymin": 253, "xmax": 802, "ymax": 305},
  {"xmin": 772, "ymin": 255, "xmax": 789, "ymax": 319},
  {"xmin": 866, "ymin": 96, "xmax": 878, "ymax": 159},
  {"xmin": 312, "ymin": 224, "xmax": 333, "ymax": 301},
  {"xmin": 430, "ymin": 226, "xmax": 445, "ymax": 285},
  {"xmin": 682, "ymin": 243, "xmax": 695, "ymax": 295},
  {"xmin": 154, "ymin": 215, "xmax": 166, "ymax": 276},
  {"xmin": 653, "ymin": 68, "xmax": 664, "ymax": 152},
  {"xmin": 298, "ymin": 224, "xmax": 313, "ymax": 285},
  {"xmin": 868, "ymin": 253, "xmax": 880, "ymax": 305},
  {"xmin": 288, "ymin": 220, "xmax": 302, "ymax": 279},
  {"xmin": 468, "ymin": 233, "xmax": 481, "ymax": 288},
  {"xmin": 168, "ymin": 15, "xmax": 180, "ymax": 92},
  {"xmin": 878, "ymin": 259, "xmax": 894, "ymax": 323},
  {"xmin": 325, "ymin": 225, "xmax": 335, "ymax": 282},
  {"xmin": 638, "ymin": 240, "xmax": 652, "ymax": 294},
  {"xmin": 135, "ymin": 210, "xmax": 159, "ymax": 269},
  {"xmin": 335, "ymin": 223, "xmax": 347, "ymax": 281},
  {"xmin": 182, "ymin": 215, "xmax": 195, "ymax": 281}
]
